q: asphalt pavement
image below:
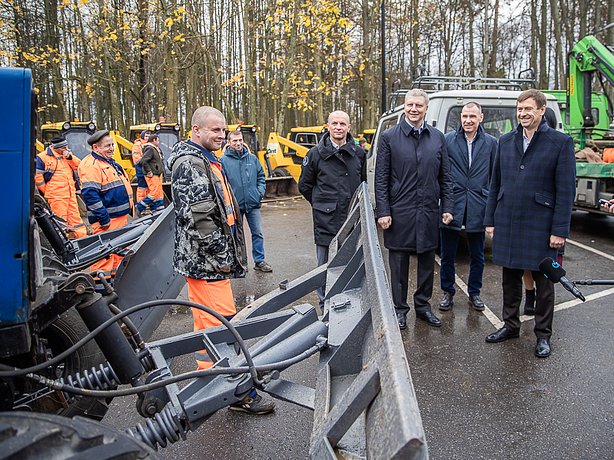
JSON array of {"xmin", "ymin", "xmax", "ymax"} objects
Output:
[{"xmin": 104, "ymin": 199, "xmax": 614, "ymax": 459}]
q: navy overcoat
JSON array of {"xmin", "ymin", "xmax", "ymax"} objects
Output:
[
  {"xmin": 484, "ymin": 120, "xmax": 576, "ymax": 270},
  {"xmin": 375, "ymin": 120, "xmax": 454, "ymax": 253},
  {"xmin": 439, "ymin": 125, "xmax": 497, "ymax": 232}
]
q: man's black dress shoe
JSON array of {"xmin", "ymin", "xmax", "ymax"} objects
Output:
[
  {"xmin": 416, "ymin": 311, "xmax": 442, "ymax": 327},
  {"xmin": 469, "ymin": 295, "xmax": 485, "ymax": 311},
  {"xmin": 535, "ymin": 337, "xmax": 551, "ymax": 358},
  {"xmin": 438, "ymin": 292, "xmax": 454, "ymax": 311},
  {"xmin": 485, "ymin": 326, "xmax": 520, "ymax": 343},
  {"xmin": 396, "ymin": 312, "xmax": 407, "ymax": 330}
]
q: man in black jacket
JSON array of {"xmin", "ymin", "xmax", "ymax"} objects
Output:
[
  {"xmin": 299, "ymin": 111, "xmax": 366, "ymax": 307},
  {"xmin": 375, "ymin": 89, "xmax": 454, "ymax": 329},
  {"xmin": 137, "ymin": 133, "xmax": 165, "ymax": 214}
]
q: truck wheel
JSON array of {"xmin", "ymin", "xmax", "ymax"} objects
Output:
[
  {"xmin": 0, "ymin": 411, "xmax": 157, "ymax": 459},
  {"xmin": 42, "ymin": 309, "xmax": 110, "ymax": 420}
]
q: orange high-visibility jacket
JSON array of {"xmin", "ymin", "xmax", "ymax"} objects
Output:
[
  {"xmin": 132, "ymin": 138, "xmax": 145, "ymax": 165},
  {"xmin": 78, "ymin": 152, "xmax": 134, "ymax": 225},
  {"xmin": 35, "ymin": 147, "xmax": 80, "ymax": 199}
]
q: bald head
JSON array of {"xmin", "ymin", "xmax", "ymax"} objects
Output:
[
  {"xmin": 191, "ymin": 106, "xmax": 225, "ymax": 128},
  {"xmin": 328, "ymin": 110, "xmax": 350, "ymax": 125},
  {"xmin": 191, "ymin": 106, "xmax": 227, "ymax": 152},
  {"xmin": 328, "ymin": 110, "xmax": 351, "ymax": 146}
]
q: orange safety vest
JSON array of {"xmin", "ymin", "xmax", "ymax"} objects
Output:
[
  {"xmin": 132, "ymin": 138, "xmax": 144, "ymax": 165},
  {"xmin": 210, "ymin": 162, "xmax": 236, "ymax": 227},
  {"xmin": 35, "ymin": 147, "xmax": 80, "ymax": 199}
]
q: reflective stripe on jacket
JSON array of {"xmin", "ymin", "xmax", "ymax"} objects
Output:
[
  {"xmin": 35, "ymin": 147, "xmax": 80, "ymax": 198},
  {"xmin": 78, "ymin": 152, "xmax": 133, "ymax": 225}
]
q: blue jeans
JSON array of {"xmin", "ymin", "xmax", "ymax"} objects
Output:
[
  {"xmin": 242, "ymin": 208, "xmax": 265, "ymax": 264},
  {"xmin": 440, "ymin": 228, "xmax": 485, "ymax": 297}
]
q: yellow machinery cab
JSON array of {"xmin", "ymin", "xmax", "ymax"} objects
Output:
[
  {"xmin": 39, "ymin": 120, "xmax": 97, "ymax": 160},
  {"xmin": 358, "ymin": 128, "xmax": 376, "ymax": 151},
  {"xmin": 128, "ymin": 122, "xmax": 181, "ymax": 180},
  {"xmin": 224, "ymin": 124, "xmax": 261, "ymax": 156},
  {"xmin": 286, "ymin": 125, "xmax": 328, "ymax": 149}
]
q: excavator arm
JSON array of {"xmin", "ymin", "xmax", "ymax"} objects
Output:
[{"xmin": 567, "ymin": 35, "xmax": 614, "ymax": 148}]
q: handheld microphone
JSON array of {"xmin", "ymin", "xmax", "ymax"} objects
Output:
[{"xmin": 538, "ymin": 257, "xmax": 586, "ymax": 301}]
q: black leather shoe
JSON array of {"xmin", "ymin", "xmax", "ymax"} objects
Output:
[
  {"xmin": 469, "ymin": 295, "xmax": 485, "ymax": 311},
  {"xmin": 438, "ymin": 292, "xmax": 454, "ymax": 311},
  {"xmin": 535, "ymin": 337, "xmax": 551, "ymax": 358},
  {"xmin": 416, "ymin": 311, "xmax": 442, "ymax": 327},
  {"xmin": 485, "ymin": 326, "xmax": 520, "ymax": 343},
  {"xmin": 396, "ymin": 312, "xmax": 407, "ymax": 330}
]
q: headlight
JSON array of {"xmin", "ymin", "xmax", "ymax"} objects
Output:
[
  {"xmin": 62, "ymin": 122, "xmax": 70, "ymax": 130},
  {"xmin": 88, "ymin": 122, "xmax": 96, "ymax": 131},
  {"xmin": 174, "ymin": 124, "xmax": 180, "ymax": 131},
  {"xmin": 155, "ymin": 124, "xmax": 161, "ymax": 131},
  {"xmin": 251, "ymin": 126, "xmax": 257, "ymax": 132},
  {"xmin": 321, "ymin": 127, "xmax": 327, "ymax": 133}
]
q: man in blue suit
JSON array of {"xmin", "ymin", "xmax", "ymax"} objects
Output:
[
  {"xmin": 484, "ymin": 90, "xmax": 575, "ymax": 358},
  {"xmin": 438, "ymin": 102, "xmax": 497, "ymax": 313}
]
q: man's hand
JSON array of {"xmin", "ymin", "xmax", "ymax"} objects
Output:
[
  {"xmin": 442, "ymin": 213, "xmax": 453, "ymax": 225},
  {"xmin": 486, "ymin": 226, "xmax": 494, "ymax": 238},
  {"xmin": 378, "ymin": 216, "xmax": 392, "ymax": 230},
  {"xmin": 146, "ymin": 172, "xmax": 153, "ymax": 178},
  {"xmin": 550, "ymin": 235, "xmax": 565, "ymax": 249},
  {"xmin": 600, "ymin": 199, "xmax": 614, "ymax": 214}
]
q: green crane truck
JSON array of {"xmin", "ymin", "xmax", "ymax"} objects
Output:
[{"xmin": 566, "ymin": 35, "xmax": 614, "ymax": 211}]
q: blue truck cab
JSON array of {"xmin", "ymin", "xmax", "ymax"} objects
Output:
[{"xmin": 0, "ymin": 68, "xmax": 35, "ymax": 356}]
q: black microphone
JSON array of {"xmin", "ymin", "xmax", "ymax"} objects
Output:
[{"xmin": 538, "ymin": 257, "xmax": 586, "ymax": 302}]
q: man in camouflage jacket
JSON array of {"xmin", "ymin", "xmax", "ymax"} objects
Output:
[{"xmin": 167, "ymin": 106, "xmax": 273, "ymax": 415}]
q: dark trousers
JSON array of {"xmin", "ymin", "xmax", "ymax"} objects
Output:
[
  {"xmin": 316, "ymin": 244, "xmax": 329, "ymax": 307},
  {"xmin": 389, "ymin": 250, "xmax": 435, "ymax": 315},
  {"xmin": 440, "ymin": 228, "xmax": 485, "ymax": 296},
  {"xmin": 502, "ymin": 267, "xmax": 554, "ymax": 338}
]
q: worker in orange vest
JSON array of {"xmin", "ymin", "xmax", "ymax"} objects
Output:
[
  {"xmin": 168, "ymin": 106, "xmax": 274, "ymax": 415},
  {"xmin": 132, "ymin": 130, "xmax": 151, "ymax": 207},
  {"xmin": 78, "ymin": 130, "xmax": 134, "ymax": 276},
  {"xmin": 35, "ymin": 136, "xmax": 87, "ymax": 238}
]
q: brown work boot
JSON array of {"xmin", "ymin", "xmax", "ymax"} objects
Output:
[{"xmin": 229, "ymin": 393, "xmax": 275, "ymax": 415}]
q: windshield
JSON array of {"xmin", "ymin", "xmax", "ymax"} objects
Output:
[
  {"xmin": 241, "ymin": 131, "xmax": 259, "ymax": 153},
  {"xmin": 65, "ymin": 130, "xmax": 92, "ymax": 159},
  {"xmin": 157, "ymin": 131, "xmax": 179, "ymax": 179},
  {"xmin": 445, "ymin": 106, "xmax": 517, "ymax": 139},
  {"xmin": 157, "ymin": 132, "xmax": 179, "ymax": 160}
]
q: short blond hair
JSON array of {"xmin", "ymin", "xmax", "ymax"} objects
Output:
[
  {"xmin": 405, "ymin": 89, "xmax": 429, "ymax": 105},
  {"xmin": 328, "ymin": 110, "xmax": 350, "ymax": 124},
  {"xmin": 191, "ymin": 106, "xmax": 225, "ymax": 128}
]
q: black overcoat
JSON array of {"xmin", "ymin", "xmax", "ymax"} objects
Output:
[
  {"xmin": 375, "ymin": 120, "xmax": 454, "ymax": 253},
  {"xmin": 299, "ymin": 132, "xmax": 366, "ymax": 246},
  {"xmin": 484, "ymin": 120, "xmax": 576, "ymax": 270},
  {"xmin": 439, "ymin": 125, "xmax": 497, "ymax": 232}
]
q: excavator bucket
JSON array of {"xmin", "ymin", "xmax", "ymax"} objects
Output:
[{"xmin": 261, "ymin": 133, "xmax": 308, "ymax": 199}]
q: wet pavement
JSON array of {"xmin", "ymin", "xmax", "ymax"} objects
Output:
[{"xmin": 105, "ymin": 199, "xmax": 614, "ymax": 459}]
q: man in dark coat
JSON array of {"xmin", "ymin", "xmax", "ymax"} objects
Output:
[
  {"xmin": 299, "ymin": 110, "xmax": 366, "ymax": 307},
  {"xmin": 484, "ymin": 89, "xmax": 576, "ymax": 358},
  {"xmin": 438, "ymin": 102, "xmax": 497, "ymax": 312},
  {"xmin": 375, "ymin": 89, "xmax": 454, "ymax": 329}
]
